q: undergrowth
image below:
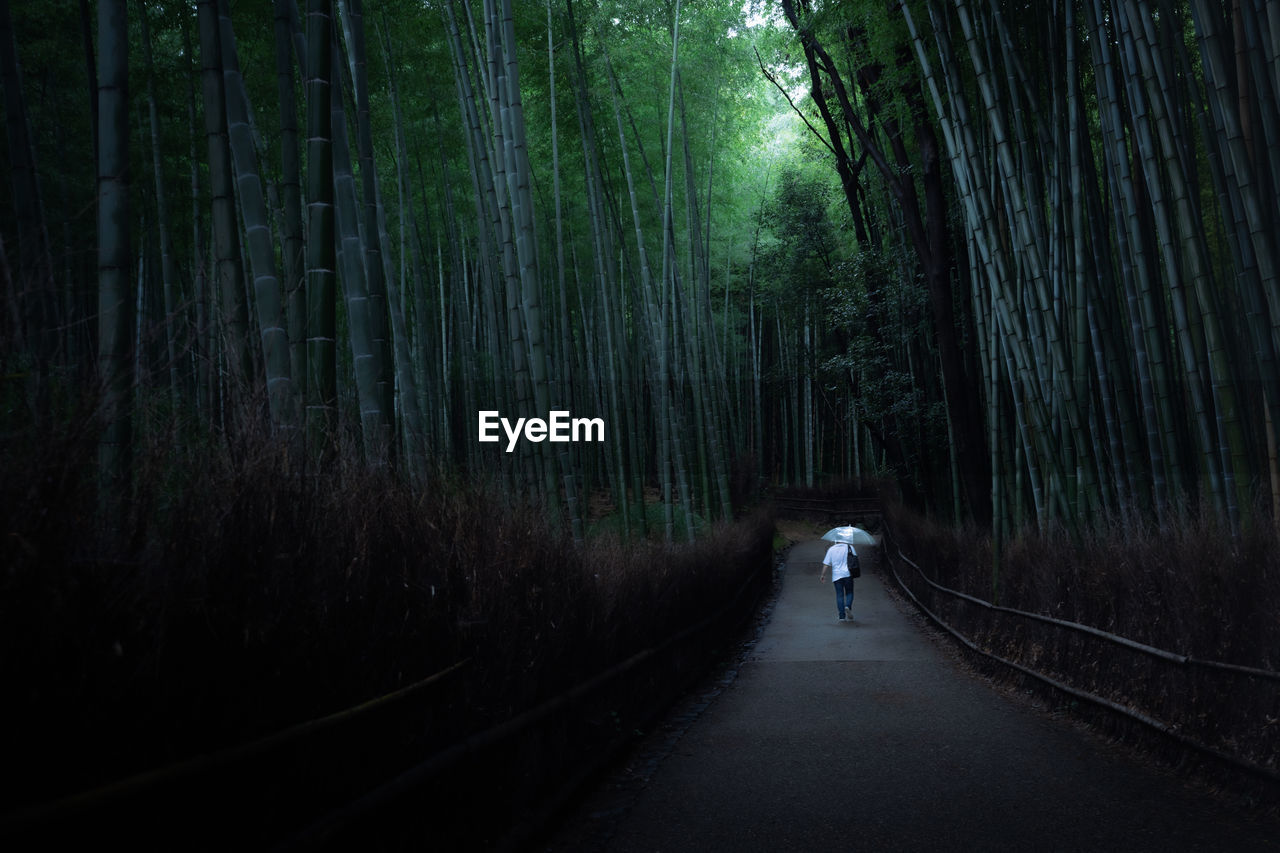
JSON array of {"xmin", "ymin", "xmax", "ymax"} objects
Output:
[
  {"xmin": 0, "ymin": 407, "xmax": 775, "ymax": 824},
  {"xmin": 882, "ymin": 498, "xmax": 1280, "ymax": 806}
]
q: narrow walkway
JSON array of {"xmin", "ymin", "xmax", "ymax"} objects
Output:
[{"xmin": 547, "ymin": 539, "xmax": 1279, "ymax": 852}]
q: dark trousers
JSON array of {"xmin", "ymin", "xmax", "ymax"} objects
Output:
[{"xmin": 833, "ymin": 576, "xmax": 854, "ymax": 618}]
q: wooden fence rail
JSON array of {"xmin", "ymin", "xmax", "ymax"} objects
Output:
[
  {"xmin": 1, "ymin": 551, "xmax": 775, "ymax": 850},
  {"xmin": 887, "ymin": 547, "xmax": 1280, "ymax": 785}
]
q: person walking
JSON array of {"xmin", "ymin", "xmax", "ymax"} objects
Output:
[{"xmin": 819, "ymin": 540, "xmax": 858, "ymax": 622}]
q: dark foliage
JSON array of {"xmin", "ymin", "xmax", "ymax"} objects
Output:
[
  {"xmin": 0, "ymin": 409, "xmax": 776, "ymax": 842},
  {"xmin": 884, "ymin": 499, "xmax": 1280, "ymax": 806}
]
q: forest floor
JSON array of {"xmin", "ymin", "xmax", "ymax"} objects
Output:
[{"xmin": 544, "ymin": 537, "xmax": 1280, "ymax": 851}]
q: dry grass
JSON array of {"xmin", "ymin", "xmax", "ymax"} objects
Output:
[
  {"xmin": 883, "ymin": 498, "xmax": 1280, "ymax": 806},
  {"xmin": 0, "ymin": 409, "xmax": 776, "ymax": 827},
  {"xmin": 773, "ymin": 517, "xmax": 827, "ymax": 545}
]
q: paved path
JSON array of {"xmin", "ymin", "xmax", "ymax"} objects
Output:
[{"xmin": 547, "ymin": 539, "xmax": 1279, "ymax": 852}]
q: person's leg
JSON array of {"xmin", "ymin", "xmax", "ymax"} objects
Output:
[{"xmin": 834, "ymin": 577, "xmax": 851, "ymax": 620}]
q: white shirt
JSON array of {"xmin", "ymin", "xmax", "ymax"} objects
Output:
[{"xmin": 823, "ymin": 543, "xmax": 855, "ymax": 581}]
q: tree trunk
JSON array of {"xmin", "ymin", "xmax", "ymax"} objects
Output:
[
  {"xmin": 339, "ymin": 0, "xmax": 397, "ymax": 440},
  {"xmin": 97, "ymin": 0, "xmax": 132, "ymax": 523},
  {"xmin": 139, "ymin": 3, "xmax": 181, "ymax": 411},
  {"xmin": 1, "ymin": 0, "xmax": 57, "ymax": 398},
  {"xmin": 197, "ymin": 0, "xmax": 252, "ymax": 412},
  {"xmin": 331, "ymin": 40, "xmax": 391, "ymax": 460},
  {"xmin": 218, "ymin": 0, "xmax": 298, "ymax": 436},
  {"xmin": 305, "ymin": 0, "xmax": 337, "ymax": 454},
  {"xmin": 275, "ymin": 0, "xmax": 307, "ymax": 399}
]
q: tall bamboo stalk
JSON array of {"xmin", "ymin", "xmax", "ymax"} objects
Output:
[
  {"xmin": 274, "ymin": 0, "xmax": 307, "ymax": 397},
  {"xmin": 339, "ymin": 0, "xmax": 397, "ymax": 439},
  {"xmin": 304, "ymin": 0, "xmax": 337, "ymax": 453},
  {"xmin": 197, "ymin": 0, "xmax": 252, "ymax": 411},
  {"xmin": 139, "ymin": 3, "xmax": 180, "ymax": 411},
  {"xmin": 97, "ymin": 0, "xmax": 131, "ymax": 519},
  {"xmin": 331, "ymin": 40, "xmax": 391, "ymax": 460},
  {"xmin": 218, "ymin": 0, "xmax": 297, "ymax": 435}
]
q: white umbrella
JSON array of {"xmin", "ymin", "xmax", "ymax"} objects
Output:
[{"xmin": 821, "ymin": 525, "xmax": 876, "ymax": 546}]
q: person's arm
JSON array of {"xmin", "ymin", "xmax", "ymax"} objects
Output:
[{"xmin": 819, "ymin": 560, "xmax": 828, "ymax": 582}]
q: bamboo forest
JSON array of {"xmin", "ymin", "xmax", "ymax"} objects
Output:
[
  {"xmin": 2, "ymin": 0, "xmax": 1280, "ymax": 844},
  {"xmin": 5, "ymin": 0, "xmax": 1280, "ymax": 537}
]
